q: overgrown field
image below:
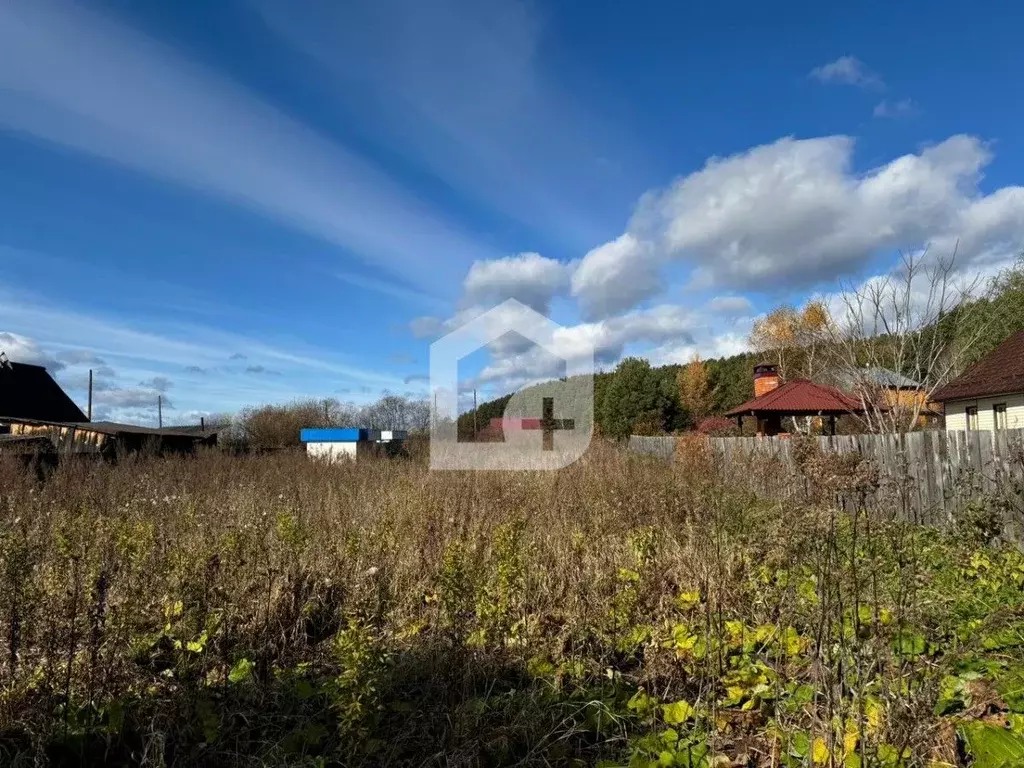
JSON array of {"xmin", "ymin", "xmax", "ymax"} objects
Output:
[{"xmin": 1, "ymin": 445, "xmax": 1023, "ymax": 767}]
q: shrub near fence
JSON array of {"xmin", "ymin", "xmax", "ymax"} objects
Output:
[{"xmin": 630, "ymin": 429, "xmax": 1024, "ymax": 529}]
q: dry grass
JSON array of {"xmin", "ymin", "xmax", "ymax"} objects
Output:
[{"xmin": 0, "ymin": 444, "xmax": 1022, "ymax": 766}]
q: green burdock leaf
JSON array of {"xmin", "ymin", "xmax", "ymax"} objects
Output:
[
  {"xmin": 993, "ymin": 666, "xmax": 1024, "ymax": 714},
  {"xmin": 675, "ymin": 590, "xmax": 701, "ymax": 611},
  {"xmin": 661, "ymin": 699, "xmax": 695, "ymax": 725},
  {"xmin": 627, "ymin": 689, "xmax": 659, "ymax": 718},
  {"xmin": 959, "ymin": 721, "xmax": 1024, "ymax": 767},
  {"xmin": 185, "ymin": 630, "xmax": 209, "ymax": 654},
  {"xmin": 228, "ymin": 657, "xmax": 253, "ymax": 684},
  {"xmin": 934, "ymin": 675, "xmax": 967, "ymax": 716},
  {"xmin": 982, "ymin": 627, "xmax": 1024, "ymax": 651},
  {"xmin": 892, "ymin": 630, "xmax": 926, "ymax": 657}
]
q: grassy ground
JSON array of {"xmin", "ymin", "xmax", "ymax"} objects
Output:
[{"xmin": 1, "ymin": 443, "xmax": 1023, "ymax": 766}]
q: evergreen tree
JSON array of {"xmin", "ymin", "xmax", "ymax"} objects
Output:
[{"xmin": 599, "ymin": 357, "xmax": 685, "ymax": 439}]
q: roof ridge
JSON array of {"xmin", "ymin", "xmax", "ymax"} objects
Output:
[
  {"xmin": 724, "ymin": 376, "xmax": 865, "ymax": 417},
  {"xmin": 932, "ymin": 329, "xmax": 1024, "ymax": 402}
]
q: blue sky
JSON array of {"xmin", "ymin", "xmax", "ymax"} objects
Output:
[{"xmin": 2, "ymin": 0, "xmax": 1023, "ymax": 423}]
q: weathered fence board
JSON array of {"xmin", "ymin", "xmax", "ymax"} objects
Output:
[{"xmin": 628, "ymin": 429, "xmax": 1024, "ymax": 525}]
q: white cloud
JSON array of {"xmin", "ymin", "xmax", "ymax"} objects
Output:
[
  {"xmin": 0, "ymin": 331, "xmax": 64, "ymax": 371},
  {"xmin": 930, "ymin": 186, "xmax": 1024, "ymax": 265},
  {"xmin": 648, "ymin": 331, "xmax": 752, "ymax": 367},
  {"xmin": 874, "ymin": 99, "xmax": 919, "ymax": 119},
  {"xmin": 821, "ymin": 251, "xmax": 1019, "ymax": 338},
  {"xmin": 569, "ymin": 134, "xmax": 1023, "ymax": 315},
  {"xmin": 462, "ymin": 252, "xmax": 571, "ymax": 313},
  {"xmin": 810, "ymin": 56, "xmax": 883, "ymax": 88},
  {"xmin": 476, "ymin": 304, "xmax": 697, "ymax": 385},
  {"xmin": 570, "ymin": 234, "xmax": 662, "ymax": 320},
  {"xmin": 0, "ymin": 0, "xmax": 495, "ymax": 294},
  {"xmin": 708, "ymin": 295, "xmax": 754, "ymax": 314},
  {"xmin": 412, "ymin": 265, "xmax": 575, "ymax": 355}
]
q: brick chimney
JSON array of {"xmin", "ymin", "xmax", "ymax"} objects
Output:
[{"xmin": 753, "ymin": 363, "xmax": 780, "ymax": 398}]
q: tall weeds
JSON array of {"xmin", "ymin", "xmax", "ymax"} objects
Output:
[{"xmin": 0, "ymin": 446, "xmax": 1021, "ymax": 766}]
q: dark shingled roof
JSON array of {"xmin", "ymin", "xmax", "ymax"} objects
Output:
[
  {"xmin": 724, "ymin": 379, "xmax": 865, "ymax": 417},
  {"xmin": 931, "ymin": 331, "xmax": 1024, "ymax": 402},
  {"xmin": 0, "ymin": 362, "xmax": 88, "ymax": 423}
]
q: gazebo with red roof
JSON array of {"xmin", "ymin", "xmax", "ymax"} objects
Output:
[{"xmin": 724, "ymin": 366, "xmax": 865, "ymax": 436}]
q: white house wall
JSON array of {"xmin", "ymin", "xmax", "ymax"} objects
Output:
[
  {"xmin": 944, "ymin": 393, "xmax": 1024, "ymax": 431},
  {"xmin": 306, "ymin": 441, "xmax": 358, "ymax": 461}
]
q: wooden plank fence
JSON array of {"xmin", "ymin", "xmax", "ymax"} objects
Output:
[{"xmin": 629, "ymin": 429, "xmax": 1024, "ymax": 527}]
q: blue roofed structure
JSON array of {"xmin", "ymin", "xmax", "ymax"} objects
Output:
[
  {"xmin": 301, "ymin": 427, "xmax": 409, "ymax": 461},
  {"xmin": 300, "ymin": 428, "xmax": 373, "ymax": 443}
]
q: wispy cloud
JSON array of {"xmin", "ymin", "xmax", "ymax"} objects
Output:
[
  {"xmin": 334, "ymin": 269, "xmax": 447, "ymax": 310},
  {"xmin": 254, "ymin": 0, "xmax": 641, "ymax": 249},
  {"xmin": 139, "ymin": 376, "xmax": 173, "ymax": 392},
  {"xmin": 809, "ymin": 56, "xmax": 884, "ymax": 89},
  {"xmin": 873, "ymin": 98, "xmax": 919, "ymax": 119},
  {"xmin": 0, "ymin": 0, "xmax": 496, "ymax": 293},
  {"xmin": 707, "ymin": 295, "xmax": 754, "ymax": 315},
  {"xmin": 0, "ymin": 287, "xmax": 404, "ymax": 393}
]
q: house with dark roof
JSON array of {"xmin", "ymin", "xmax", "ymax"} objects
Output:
[
  {"xmin": 0, "ymin": 360, "xmax": 88, "ymax": 423},
  {"xmin": 1, "ymin": 357, "xmax": 217, "ymax": 455},
  {"xmin": 931, "ymin": 331, "xmax": 1024, "ymax": 432}
]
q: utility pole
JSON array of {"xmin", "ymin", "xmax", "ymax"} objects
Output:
[
  {"xmin": 87, "ymin": 369, "xmax": 93, "ymax": 421},
  {"xmin": 473, "ymin": 388, "xmax": 478, "ymax": 439},
  {"xmin": 157, "ymin": 395, "xmax": 163, "ymax": 429},
  {"xmin": 200, "ymin": 416, "xmax": 205, "ymax": 431}
]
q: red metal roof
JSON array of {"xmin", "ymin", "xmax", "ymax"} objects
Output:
[
  {"xmin": 724, "ymin": 379, "xmax": 865, "ymax": 417},
  {"xmin": 931, "ymin": 330, "xmax": 1024, "ymax": 402}
]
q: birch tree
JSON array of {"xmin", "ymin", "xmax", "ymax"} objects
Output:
[
  {"xmin": 676, "ymin": 353, "xmax": 713, "ymax": 423},
  {"xmin": 824, "ymin": 248, "xmax": 997, "ymax": 434},
  {"xmin": 749, "ymin": 301, "xmax": 832, "ymax": 381}
]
